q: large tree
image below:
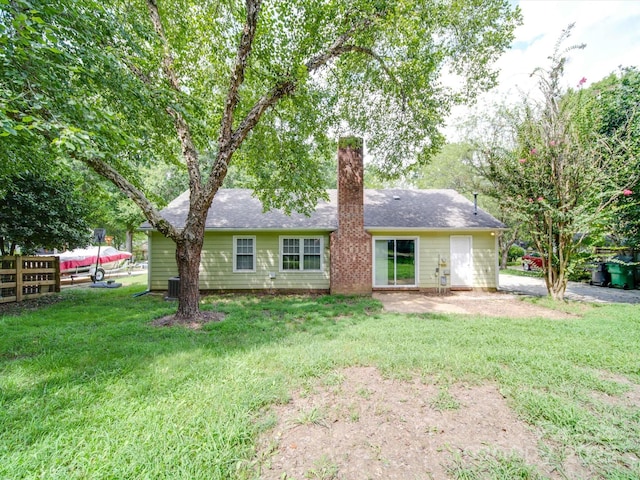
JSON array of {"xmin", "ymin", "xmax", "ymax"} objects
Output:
[
  {"xmin": 0, "ymin": 171, "xmax": 92, "ymax": 255},
  {"xmin": 2, "ymin": 0, "xmax": 521, "ymax": 319},
  {"xmin": 474, "ymin": 26, "xmax": 639, "ymax": 300}
]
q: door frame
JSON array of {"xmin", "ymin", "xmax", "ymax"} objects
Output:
[
  {"xmin": 450, "ymin": 235, "xmax": 473, "ymax": 288},
  {"xmin": 371, "ymin": 236, "xmax": 419, "ymax": 288}
]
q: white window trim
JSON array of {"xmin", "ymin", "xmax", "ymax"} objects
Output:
[
  {"xmin": 279, "ymin": 236, "xmax": 324, "ymax": 272},
  {"xmin": 371, "ymin": 236, "xmax": 419, "ymax": 288},
  {"xmin": 233, "ymin": 235, "xmax": 256, "ymax": 273}
]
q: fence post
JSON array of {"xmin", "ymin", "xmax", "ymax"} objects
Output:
[
  {"xmin": 54, "ymin": 256, "xmax": 61, "ymax": 293},
  {"xmin": 15, "ymin": 255, "xmax": 23, "ymax": 302}
]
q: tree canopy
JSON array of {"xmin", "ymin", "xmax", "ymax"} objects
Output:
[{"xmin": 587, "ymin": 67, "xmax": 640, "ymax": 247}]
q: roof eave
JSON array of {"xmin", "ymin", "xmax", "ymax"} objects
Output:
[
  {"xmin": 365, "ymin": 226, "xmax": 507, "ymax": 232},
  {"xmin": 141, "ymin": 226, "xmax": 337, "ymax": 232}
]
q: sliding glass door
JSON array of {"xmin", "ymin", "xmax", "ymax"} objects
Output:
[{"xmin": 373, "ymin": 238, "xmax": 416, "ymax": 287}]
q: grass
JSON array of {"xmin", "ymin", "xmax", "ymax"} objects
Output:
[
  {"xmin": 447, "ymin": 450, "xmax": 545, "ymax": 480},
  {"xmin": 429, "ymin": 387, "xmax": 461, "ymax": 411},
  {"xmin": 502, "ymin": 266, "xmax": 544, "ymax": 278},
  {"xmin": 304, "ymin": 455, "xmax": 339, "ymax": 479},
  {"xmin": 294, "ymin": 407, "xmax": 327, "ymax": 427},
  {"xmin": 1, "ymin": 277, "xmax": 639, "ymax": 479}
]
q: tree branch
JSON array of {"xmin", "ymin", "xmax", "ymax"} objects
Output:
[
  {"xmin": 204, "ymin": 13, "xmax": 380, "ymax": 200},
  {"xmin": 146, "ymin": 0, "xmax": 202, "ymax": 197},
  {"xmin": 340, "ymin": 44, "xmax": 406, "ymax": 108},
  {"xmin": 219, "ymin": 0, "xmax": 262, "ymax": 149},
  {"xmin": 82, "ymin": 156, "xmax": 179, "ymax": 240},
  {"xmin": 344, "ymin": 45, "xmax": 400, "ymax": 86},
  {"xmin": 146, "ymin": 0, "xmax": 180, "ymax": 91},
  {"xmin": 123, "ymin": 59, "xmax": 152, "ymax": 85},
  {"xmin": 305, "ymin": 16, "xmax": 376, "ymax": 72},
  {"xmin": 228, "ymin": 22, "xmax": 377, "ymax": 155}
]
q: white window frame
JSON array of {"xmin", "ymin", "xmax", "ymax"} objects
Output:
[
  {"xmin": 233, "ymin": 235, "xmax": 256, "ymax": 273},
  {"xmin": 372, "ymin": 236, "xmax": 419, "ymax": 288},
  {"xmin": 279, "ymin": 236, "xmax": 324, "ymax": 272}
]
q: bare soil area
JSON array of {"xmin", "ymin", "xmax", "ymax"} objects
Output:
[
  {"xmin": 150, "ymin": 310, "xmax": 225, "ymax": 329},
  {"xmin": 373, "ymin": 291, "xmax": 579, "ymax": 319},
  {"xmin": 254, "ymin": 367, "xmax": 594, "ymax": 479},
  {"xmin": 252, "ymin": 295, "xmax": 604, "ymax": 479}
]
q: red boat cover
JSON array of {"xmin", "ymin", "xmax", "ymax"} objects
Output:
[{"xmin": 58, "ymin": 247, "xmax": 132, "ymax": 272}]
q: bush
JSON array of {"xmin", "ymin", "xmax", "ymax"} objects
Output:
[{"xmin": 507, "ymin": 245, "xmax": 525, "ymax": 262}]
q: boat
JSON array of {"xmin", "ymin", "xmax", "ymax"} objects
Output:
[{"xmin": 58, "ymin": 246, "xmax": 133, "ymax": 281}]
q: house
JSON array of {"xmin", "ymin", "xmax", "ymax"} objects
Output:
[{"xmin": 141, "ymin": 138, "xmax": 505, "ymax": 294}]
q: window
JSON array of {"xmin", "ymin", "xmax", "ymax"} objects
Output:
[
  {"xmin": 280, "ymin": 237, "xmax": 323, "ymax": 271},
  {"xmin": 233, "ymin": 236, "xmax": 255, "ymax": 272},
  {"xmin": 373, "ymin": 238, "xmax": 417, "ymax": 287}
]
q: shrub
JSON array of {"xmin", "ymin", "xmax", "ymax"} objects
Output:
[{"xmin": 508, "ymin": 245, "xmax": 525, "ymax": 262}]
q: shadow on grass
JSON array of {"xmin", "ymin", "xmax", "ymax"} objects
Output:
[{"xmin": 0, "ymin": 286, "xmax": 380, "ymax": 407}]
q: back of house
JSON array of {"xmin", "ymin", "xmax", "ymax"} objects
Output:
[{"xmin": 141, "ymin": 142, "xmax": 505, "ymax": 294}]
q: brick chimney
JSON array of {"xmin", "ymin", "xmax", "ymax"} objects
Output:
[{"xmin": 330, "ymin": 137, "xmax": 372, "ymax": 295}]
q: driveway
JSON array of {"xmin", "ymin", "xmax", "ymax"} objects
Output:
[{"xmin": 499, "ymin": 272, "xmax": 640, "ymax": 304}]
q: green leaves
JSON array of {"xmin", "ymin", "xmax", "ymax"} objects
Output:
[
  {"xmin": 471, "ymin": 28, "xmax": 640, "ymax": 299},
  {"xmin": 0, "ymin": 171, "xmax": 93, "ymax": 255},
  {"xmin": 2, "ymin": 0, "xmax": 521, "ymax": 208}
]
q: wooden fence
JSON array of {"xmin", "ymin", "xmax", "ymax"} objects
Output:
[{"xmin": 0, "ymin": 256, "xmax": 61, "ymax": 304}]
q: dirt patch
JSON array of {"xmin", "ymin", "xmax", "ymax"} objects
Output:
[
  {"xmin": 374, "ymin": 291, "xmax": 578, "ymax": 320},
  {"xmin": 0, "ymin": 293, "xmax": 68, "ymax": 316},
  {"xmin": 254, "ymin": 367, "xmax": 587, "ymax": 479},
  {"xmin": 590, "ymin": 370, "xmax": 640, "ymax": 409},
  {"xmin": 150, "ymin": 310, "xmax": 225, "ymax": 330}
]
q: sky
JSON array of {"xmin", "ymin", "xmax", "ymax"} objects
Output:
[{"xmin": 447, "ymin": 0, "xmax": 640, "ymax": 140}]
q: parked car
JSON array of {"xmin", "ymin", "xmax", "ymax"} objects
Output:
[{"xmin": 522, "ymin": 252, "xmax": 543, "ymax": 271}]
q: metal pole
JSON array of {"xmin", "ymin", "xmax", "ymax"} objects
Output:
[
  {"xmin": 92, "ymin": 228, "xmax": 106, "ymax": 283},
  {"xmin": 94, "ymin": 243, "xmax": 101, "ymax": 282}
]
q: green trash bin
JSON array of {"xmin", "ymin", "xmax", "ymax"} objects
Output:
[{"xmin": 606, "ymin": 261, "xmax": 635, "ymax": 290}]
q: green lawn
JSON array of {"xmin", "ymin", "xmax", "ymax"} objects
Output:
[{"xmin": 1, "ymin": 279, "xmax": 639, "ymax": 479}]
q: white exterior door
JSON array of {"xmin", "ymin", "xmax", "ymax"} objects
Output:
[{"xmin": 450, "ymin": 236, "xmax": 473, "ymax": 288}]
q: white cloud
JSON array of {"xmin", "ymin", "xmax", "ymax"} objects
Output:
[{"xmin": 445, "ymin": 0, "xmax": 640, "ymax": 141}]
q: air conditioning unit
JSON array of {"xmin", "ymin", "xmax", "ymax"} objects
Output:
[{"xmin": 167, "ymin": 276, "xmax": 180, "ymax": 299}]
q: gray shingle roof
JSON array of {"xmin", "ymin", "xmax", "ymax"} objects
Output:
[
  {"xmin": 141, "ymin": 188, "xmax": 505, "ymax": 231},
  {"xmin": 364, "ymin": 189, "xmax": 504, "ymax": 230}
]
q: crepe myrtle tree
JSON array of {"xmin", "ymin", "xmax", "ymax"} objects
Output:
[
  {"xmin": 1, "ymin": 0, "xmax": 521, "ymax": 320},
  {"xmin": 477, "ymin": 26, "xmax": 639, "ymax": 300}
]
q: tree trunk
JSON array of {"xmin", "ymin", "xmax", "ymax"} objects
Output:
[
  {"xmin": 500, "ymin": 248, "xmax": 509, "ymax": 270},
  {"xmin": 544, "ymin": 265, "xmax": 567, "ymax": 301},
  {"xmin": 549, "ymin": 276, "xmax": 567, "ymax": 300},
  {"xmin": 498, "ymin": 228, "xmax": 519, "ymax": 270},
  {"xmin": 175, "ymin": 234, "xmax": 204, "ymax": 320}
]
